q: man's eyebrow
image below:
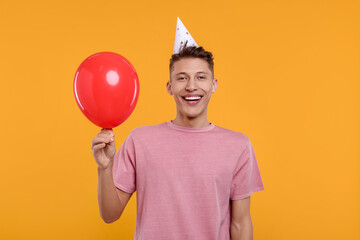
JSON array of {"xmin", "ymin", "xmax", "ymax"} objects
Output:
[
  {"xmin": 176, "ymin": 72, "xmax": 188, "ymax": 75},
  {"xmin": 196, "ymin": 71, "xmax": 209, "ymax": 75},
  {"xmin": 176, "ymin": 71, "xmax": 209, "ymax": 75}
]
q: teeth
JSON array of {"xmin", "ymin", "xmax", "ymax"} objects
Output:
[{"xmin": 184, "ymin": 96, "xmax": 201, "ymax": 100}]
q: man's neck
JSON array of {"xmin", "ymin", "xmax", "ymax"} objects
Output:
[{"xmin": 172, "ymin": 116, "xmax": 210, "ymax": 128}]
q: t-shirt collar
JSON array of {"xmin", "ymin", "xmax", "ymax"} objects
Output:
[{"xmin": 166, "ymin": 120, "xmax": 215, "ymax": 132}]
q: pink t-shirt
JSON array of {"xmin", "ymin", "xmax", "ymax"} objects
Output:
[{"xmin": 112, "ymin": 120, "xmax": 264, "ymax": 240}]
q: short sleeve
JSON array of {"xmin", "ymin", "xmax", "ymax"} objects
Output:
[
  {"xmin": 112, "ymin": 132, "xmax": 136, "ymax": 194},
  {"xmin": 230, "ymin": 138, "xmax": 264, "ymax": 200}
]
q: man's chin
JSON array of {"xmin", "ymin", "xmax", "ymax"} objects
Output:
[{"xmin": 179, "ymin": 110, "xmax": 204, "ymax": 119}]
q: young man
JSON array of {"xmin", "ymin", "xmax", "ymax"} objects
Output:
[{"xmin": 91, "ymin": 19, "xmax": 264, "ymax": 240}]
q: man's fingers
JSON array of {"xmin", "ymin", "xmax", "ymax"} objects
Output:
[
  {"xmin": 98, "ymin": 131, "xmax": 114, "ymax": 138},
  {"xmin": 100, "ymin": 128, "xmax": 114, "ymax": 136},
  {"xmin": 96, "ymin": 132, "xmax": 114, "ymax": 141},
  {"xmin": 91, "ymin": 136, "xmax": 114, "ymax": 148},
  {"xmin": 92, "ymin": 142, "xmax": 106, "ymax": 152}
]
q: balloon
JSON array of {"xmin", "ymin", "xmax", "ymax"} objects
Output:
[{"xmin": 73, "ymin": 52, "xmax": 139, "ymax": 129}]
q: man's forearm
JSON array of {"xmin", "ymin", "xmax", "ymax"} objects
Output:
[
  {"xmin": 230, "ymin": 218, "xmax": 253, "ymax": 240},
  {"xmin": 97, "ymin": 165, "xmax": 123, "ymax": 223}
]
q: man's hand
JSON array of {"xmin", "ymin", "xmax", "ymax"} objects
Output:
[{"xmin": 91, "ymin": 128, "xmax": 116, "ymax": 169}]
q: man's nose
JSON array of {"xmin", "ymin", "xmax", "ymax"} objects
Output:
[{"xmin": 185, "ymin": 77, "xmax": 197, "ymax": 91}]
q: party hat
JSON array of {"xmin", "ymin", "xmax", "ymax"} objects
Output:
[{"xmin": 173, "ymin": 17, "xmax": 198, "ymax": 54}]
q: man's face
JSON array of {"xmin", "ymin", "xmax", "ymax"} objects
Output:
[{"xmin": 166, "ymin": 57, "xmax": 217, "ymax": 119}]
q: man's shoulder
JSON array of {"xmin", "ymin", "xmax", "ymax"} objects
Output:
[
  {"xmin": 130, "ymin": 122, "xmax": 167, "ymax": 136},
  {"xmin": 213, "ymin": 124, "xmax": 250, "ymax": 143}
]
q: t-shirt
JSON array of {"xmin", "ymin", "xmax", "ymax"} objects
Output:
[{"xmin": 112, "ymin": 120, "xmax": 265, "ymax": 240}]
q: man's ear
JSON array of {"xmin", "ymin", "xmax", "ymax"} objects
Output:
[
  {"xmin": 166, "ymin": 81, "xmax": 173, "ymax": 95},
  {"xmin": 211, "ymin": 78, "xmax": 218, "ymax": 93}
]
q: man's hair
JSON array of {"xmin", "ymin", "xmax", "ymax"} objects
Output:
[{"xmin": 169, "ymin": 42, "xmax": 214, "ymax": 77}]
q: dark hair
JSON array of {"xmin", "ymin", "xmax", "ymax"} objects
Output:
[{"xmin": 169, "ymin": 42, "xmax": 214, "ymax": 77}]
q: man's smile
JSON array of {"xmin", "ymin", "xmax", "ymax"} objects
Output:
[
  {"xmin": 181, "ymin": 94, "xmax": 203, "ymax": 105},
  {"xmin": 181, "ymin": 94, "xmax": 203, "ymax": 101}
]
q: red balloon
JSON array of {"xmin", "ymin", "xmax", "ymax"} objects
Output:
[{"xmin": 73, "ymin": 52, "xmax": 139, "ymax": 129}]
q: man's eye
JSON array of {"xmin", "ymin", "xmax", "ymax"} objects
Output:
[
  {"xmin": 198, "ymin": 76, "xmax": 206, "ymax": 79},
  {"xmin": 178, "ymin": 77, "xmax": 186, "ymax": 80}
]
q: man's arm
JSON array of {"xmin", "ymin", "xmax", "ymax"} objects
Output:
[
  {"xmin": 230, "ymin": 196, "xmax": 253, "ymax": 240},
  {"xmin": 98, "ymin": 166, "xmax": 133, "ymax": 223}
]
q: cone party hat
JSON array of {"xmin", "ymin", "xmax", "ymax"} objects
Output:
[{"xmin": 173, "ymin": 17, "xmax": 198, "ymax": 54}]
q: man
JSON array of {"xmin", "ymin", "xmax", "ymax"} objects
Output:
[{"xmin": 91, "ymin": 18, "xmax": 264, "ymax": 240}]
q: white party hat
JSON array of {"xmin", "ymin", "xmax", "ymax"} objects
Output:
[{"xmin": 173, "ymin": 17, "xmax": 198, "ymax": 54}]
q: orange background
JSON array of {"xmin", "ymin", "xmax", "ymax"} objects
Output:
[{"xmin": 0, "ymin": 0, "xmax": 359, "ymax": 239}]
